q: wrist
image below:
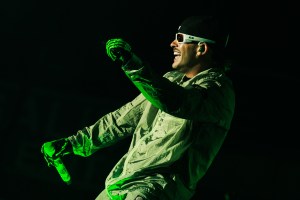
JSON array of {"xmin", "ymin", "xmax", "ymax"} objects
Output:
[
  {"xmin": 122, "ymin": 53, "xmax": 143, "ymax": 70},
  {"xmin": 63, "ymin": 138, "xmax": 74, "ymax": 156}
]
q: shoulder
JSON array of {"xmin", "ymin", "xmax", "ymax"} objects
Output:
[
  {"xmin": 163, "ymin": 70, "xmax": 184, "ymax": 82},
  {"xmin": 191, "ymin": 68, "xmax": 233, "ymax": 88}
]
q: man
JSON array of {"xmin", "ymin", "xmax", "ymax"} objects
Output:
[{"xmin": 41, "ymin": 16, "xmax": 235, "ymax": 200}]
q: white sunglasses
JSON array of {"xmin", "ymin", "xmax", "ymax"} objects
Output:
[{"xmin": 175, "ymin": 33, "xmax": 216, "ymax": 44}]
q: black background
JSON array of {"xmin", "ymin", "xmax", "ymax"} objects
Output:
[{"xmin": 0, "ymin": 0, "xmax": 298, "ymax": 199}]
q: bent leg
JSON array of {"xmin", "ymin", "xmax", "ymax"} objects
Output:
[{"xmin": 95, "ymin": 189, "xmax": 111, "ymax": 200}]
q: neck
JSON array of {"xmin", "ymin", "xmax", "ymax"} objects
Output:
[{"xmin": 184, "ymin": 65, "xmax": 209, "ymax": 78}]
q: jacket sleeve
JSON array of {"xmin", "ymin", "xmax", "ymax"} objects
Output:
[
  {"xmin": 68, "ymin": 93, "xmax": 147, "ymax": 157},
  {"xmin": 121, "ymin": 54, "xmax": 235, "ymax": 126},
  {"xmin": 121, "ymin": 54, "xmax": 186, "ymax": 113}
]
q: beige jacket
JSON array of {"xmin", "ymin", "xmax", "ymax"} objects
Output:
[{"xmin": 68, "ymin": 55, "xmax": 235, "ymax": 199}]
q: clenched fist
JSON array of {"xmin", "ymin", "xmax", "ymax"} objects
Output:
[{"xmin": 106, "ymin": 38, "xmax": 132, "ymax": 63}]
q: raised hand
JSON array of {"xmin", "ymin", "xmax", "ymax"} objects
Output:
[{"xmin": 106, "ymin": 38, "xmax": 132, "ymax": 63}]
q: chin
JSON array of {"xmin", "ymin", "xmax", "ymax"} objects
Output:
[{"xmin": 172, "ymin": 62, "xmax": 180, "ymax": 69}]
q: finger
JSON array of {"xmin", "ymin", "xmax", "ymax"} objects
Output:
[
  {"xmin": 106, "ymin": 39, "xmax": 130, "ymax": 51},
  {"xmin": 43, "ymin": 154, "xmax": 54, "ymax": 167},
  {"xmin": 107, "ymin": 50, "xmax": 117, "ymax": 61},
  {"xmin": 41, "ymin": 144, "xmax": 44, "ymax": 154}
]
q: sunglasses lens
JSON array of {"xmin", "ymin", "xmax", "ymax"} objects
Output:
[{"xmin": 176, "ymin": 33, "xmax": 184, "ymax": 42}]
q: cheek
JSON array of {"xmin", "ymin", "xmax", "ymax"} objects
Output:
[
  {"xmin": 185, "ymin": 50, "xmax": 197, "ymax": 61},
  {"xmin": 186, "ymin": 45, "xmax": 198, "ymax": 55},
  {"xmin": 181, "ymin": 45, "xmax": 197, "ymax": 61}
]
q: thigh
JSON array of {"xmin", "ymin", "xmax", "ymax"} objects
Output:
[
  {"xmin": 95, "ymin": 189, "xmax": 111, "ymax": 200},
  {"xmin": 124, "ymin": 186, "xmax": 166, "ymax": 200}
]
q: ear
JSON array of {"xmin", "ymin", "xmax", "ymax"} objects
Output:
[{"xmin": 197, "ymin": 42, "xmax": 207, "ymax": 55}]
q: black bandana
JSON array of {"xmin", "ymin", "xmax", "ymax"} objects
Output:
[{"xmin": 178, "ymin": 16, "xmax": 228, "ymax": 47}]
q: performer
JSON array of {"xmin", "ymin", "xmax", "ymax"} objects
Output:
[{"xmin": 41, "ymin": 15, "xmax": 235, "ymax": 200}]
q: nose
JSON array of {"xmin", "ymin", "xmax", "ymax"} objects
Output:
[{"xmin": 170, "ymin": 39, "xmax": 179, "ymax": 48}]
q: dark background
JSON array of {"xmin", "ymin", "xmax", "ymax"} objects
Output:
[{"xmin": 0, "ymin": 0, "xmax": 298, "ymax": 199}]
